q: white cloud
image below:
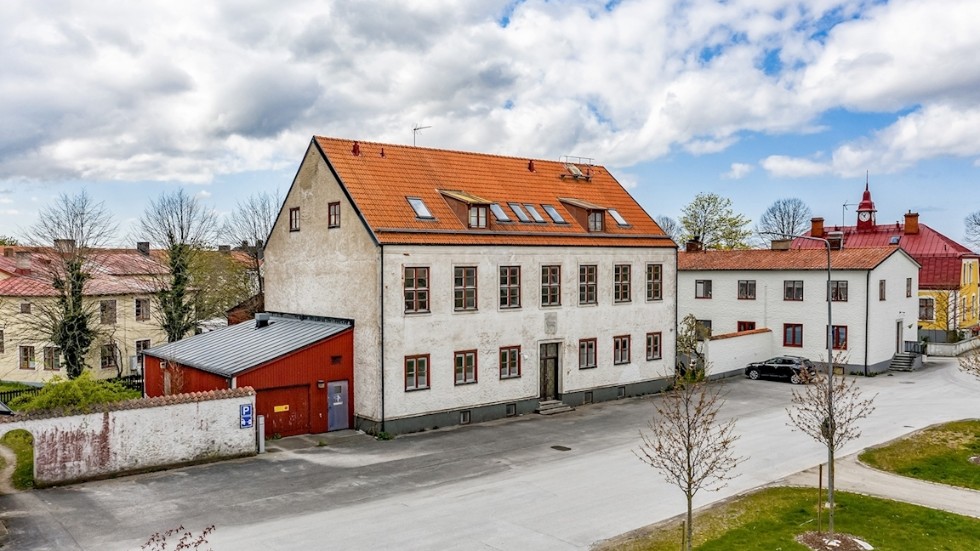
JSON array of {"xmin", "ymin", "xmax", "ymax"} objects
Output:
[
  {"xmin": 0, "ymin": 0, "xmax": 978, "ymax": 185},
  {"xmin": 760, "ymin": 155, "xmax": 830, "ymax": 178},
  {"xmin": 195, "ymin": 189, "xmax": 213, "ymax": 200},
  {"xmin": 724, "ymin": 162, "xmax": 754, "ymax": 179}
]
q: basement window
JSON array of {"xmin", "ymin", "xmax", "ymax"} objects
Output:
[
  {"xmin": 608, "ymin": 209, "xmax": 630, "ymax": 227},
  {"xmin": 407, "ymin": 197, "xmax": 434, "ymax": 219}
]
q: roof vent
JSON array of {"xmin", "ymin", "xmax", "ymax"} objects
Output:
[
  {"xmin": 352, "ymin": 141, "xmax": 361, "ymax": 156},
  {"xmin": 528, "ymin": 159, "xmax": 535, "ymax": 172},
  {"xmin": 137, "ymin": 241, "xmax": 150, "ymax": 256},
  {"xmin": 255, "ymin": 312, "xmax": 271, "ymax": 329},
  {"xmin": 380, "ymin": 147, "xmax": 385, "ymax": 158},
  {"xmin": 771, "ymin": 239, "xmax": 792, "ymax": 251},
  {"xmin": 14, "ymin": 251, "xmax": 31, "ymax": 275},
  {"xmin": 826, "ymin": 231, "xmax": 844, "ymax": 250}
]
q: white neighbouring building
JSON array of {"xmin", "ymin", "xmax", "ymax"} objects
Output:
[
  {"xmin": 264, "ymin": 137, "xmax": 678, "ymax": 434},
  {"xmin": 678, "ymin": 245, "xmax": 920, "ymax": 375}
]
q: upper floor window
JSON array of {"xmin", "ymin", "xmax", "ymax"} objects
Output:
[
  {"xmin": 100, "ymin": 300, "xmax": 117, "ymax": 325},
  {"xmin": 541, "ymin": 265, "xmax": 561, "ymax": 306},
  {"xmin": 499, "ymin": 266, "xmax": 521, "ymax": 309},
  {"xmin": 468, "ymin": 205, "xmax": 488, "ymax": 229},
  {"xmin": 407, "ymin": 197, "xmax": 434, "ymax": 219},
  {"xmin": 738, "ymin": 280, "xmax": 756, "ymax": 300},
  {"xmin": 737, "ymin": 321, "xmax": 756, "ymax": 332},
  {"xmin": 646, "ymin": 332, "xmax": 662, "ymax": 360},
  {"xmin": 20, "ymin": 302, "xmax": 31, "ymax": 314},
  {"xmin": 646, "ymin": 264, "xmax": 663, "ymax": 301},
  {"xmin": 587, "ymin": 211, "xmax": 604, "ymax": 232},
  {"xmin": 289, "ymin": 207, "xmax": 300, "ymax": 232},
  {"xmin": 830, "ymin": 281, "xmax": 848, "ymax": 302},
  {"xmin": 613, "ymin": 335, "xmax": 631, "ymax": 365},
  {"xmin": 0, "ymin": 329, "xmax": 4, "ymax": 354},
  {"xmin": 135, "ymin": 298, "xmax": 151, "ymax": 321},
  {"xmin": 695, "ymin": 319, "xmax": 712, "ymax": 341},
  {"xmin": 695, "ymin": 280, "xmax": 712, "ymax": 299},
  {"xmin": 614, "ymin": 264, "xmax": 631, "ymax": 303},
  {"xmin": 879, "ymin": 279, "xmax": 886, "ymax": 301},
  {"xmin": 454, "ymin": 350, "xmax": 477, "ymax": 385},
  {"xmin": 136, "ymin": 339, "xmax": 151, "ymax": 369},
  {"xmin": 404, "ymin": 267, "xmax": 430, "ymax": 313},
  {"xmin": 784, "ymin": 280, "xmax": 803, "ymax": 301},
  {"xmin": 919, "ymin": 297, "xmax": 935, "ymax": 321},
  {"xmin": 328, "ymin": 202, "xmax": 341, "ymax": 228},
  {"xmin": 906, "ymin": 277, "xmax": 912, "ymax": 298},
  {"xmin": 783, "ymin": 323, "xmax": 803, "ymax": 347},
  {"xmin": 405, "ymin": 354, "xmax": 430, "ymax": 391},
  {"xmin": 454, "ymin": 266, "xmax": 477, "ymax": 311},
  {"xmin": 579, "ymin": 265, "xmax": 597, "ymax": 304}
]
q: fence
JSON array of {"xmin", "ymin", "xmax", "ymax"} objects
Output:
[
  {"xmin": 0, "ymin": 374, "xmax": 143, "ymax": 406},
  {"xmin": 904, "ymin": 341, "xmax": 924, "ymax": 354}
]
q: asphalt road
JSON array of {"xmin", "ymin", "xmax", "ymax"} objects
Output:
[{"xmin": 1, "ymin": 357, "xmax": 978, "ymax": 550}]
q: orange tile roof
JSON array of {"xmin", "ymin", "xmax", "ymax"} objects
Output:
[
  {"xmin": 0, "ymin": 247, "xmax": 168, "ymax": 298},
  {"xmin": 313, "ymin": 137, "xmax": 675, "ymax": 248},
  {"xmin": 678, "ymin": 247, "xmax": 912, "ymax": 271}
]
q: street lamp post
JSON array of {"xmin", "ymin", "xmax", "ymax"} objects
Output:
[{"xmin": 787, "ymin": 233, "xmax": 836, "ymax": 534}]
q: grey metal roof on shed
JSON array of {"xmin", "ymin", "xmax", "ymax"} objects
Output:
[{"xmin": 143, "ymin": 317, "xmax": 351, "ymax": 377}]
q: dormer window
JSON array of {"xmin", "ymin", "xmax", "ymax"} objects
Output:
[
  {"xmin": 407, "ymin": 197, "xmax": 434, "ymax": 219},
  {"xmin": 469, "ymin": 205, "xmax": 488, "ymax": 228},
  {"xmin": 588, "ymin": 211, "xmax": 604, "ymax": 232}
]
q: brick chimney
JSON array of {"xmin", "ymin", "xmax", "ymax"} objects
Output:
[
  {"xmin": 685, "ymin": 238, "xmax": 703, "ymax": 252},
  {"xmin": 904, "ymin": 211, "xmax": 919, "ymax": 235},
  {"xmin": 136, "ymin": 241, "xmax": 150, "ymax": 256},
  {"xmin": 810, "ymin": 217, "xmax": 825, "ymax": 238},
  {"xmin": 14, "ymin": 251, "xmax": 31, "ymax": 275}
]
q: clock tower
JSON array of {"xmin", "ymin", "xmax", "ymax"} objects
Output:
[{"xmin": 856, "ymin": 182, "xmax": 876, "ymax": 231}]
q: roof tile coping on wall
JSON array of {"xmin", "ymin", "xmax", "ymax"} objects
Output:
[
  {"xmin": 0, "ymin": 387, "xmax": 255, "ymax": 424},
  {"xmin": 708, "ymin": 328, "xmax": 772, "ymax": 341}
]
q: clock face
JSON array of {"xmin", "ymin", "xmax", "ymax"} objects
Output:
[{"xmin": 858, "ymin": 211, "xmax": 871, "ymax": 222}]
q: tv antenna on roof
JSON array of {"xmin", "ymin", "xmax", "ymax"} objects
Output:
[{"xmin": 412, "ymin": 124, "xmax": 431, "ymax": 146}]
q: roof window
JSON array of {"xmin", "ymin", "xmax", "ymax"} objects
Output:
[
  {"xmin": 407, "ymin": 197, "xmax": 434, "ymax": 219},
  {"xmin": 523, "ymin": 204, "xmax": 546, "ymax": 223},
  {"xmin": 889, "ymin": 235, "xmax": 900, "ymax": 245},
  {"xmin": 508, "ymin": 203, "xmax": 531, "ymax": 223},
  {"xmin": 608, "ymin": 209, "xmax": 629, "ymax": 227},
  {"xmin": 542, "ymin": 204, "xmax": 566, "ymax": 223},
  {"xmin": 489, "ymin": 203, "xmax": 511, "ymax": 222}
]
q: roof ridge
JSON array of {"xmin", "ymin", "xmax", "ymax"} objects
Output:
[{"xmin": 314, "ymin": 136, "xmax": 605, "ymax": 168}]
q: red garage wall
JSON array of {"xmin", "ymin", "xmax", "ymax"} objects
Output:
[{"xmin": 143, "ymin": 329, "xmax": 354, "ymax": 438}]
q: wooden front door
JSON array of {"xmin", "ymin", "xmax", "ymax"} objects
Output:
[{"xmin": 539, "ymin": 343, "xmax": 559, "ymax": 400}]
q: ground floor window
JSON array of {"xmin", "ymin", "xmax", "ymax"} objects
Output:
[
  {"xmin": 579, "ymin": 338, "xmax": 597, "ymax": 369},
  {"xmin": 613, "ymin": 335, "xmax": 631, "ymax": 364},
  {"xmin": 19, "ymin": 346, "xmax": 35, "ymax": 370},
  {"xmin": 101, "ymin": 343, "xmax": 118, "ymax": 369},
  {"xmin": 405, "ymin": 355, "xmax": 430, "ymax": 391},
  {"xmin": 454, "ymin": 350, "xmax": 477, "ymax": 385},
  {"xmin": 737, "ymin": 321, "xmax": 756, "ymax": 332},
  {"xmin": 918, "ymin": 297, "xmax": 935, "ymax": 321},
  {"xmin": 499, "ymin": 346, "xmax": 520, "ymax": 379},
  {"xmin": 646, "ymin": 332, "xmax": 662, "ymax": 360},
  {"xmin": 43, "ymin": 346, "xmax": 60, "ymax": 370},
  {"xmin": 829, "ymin": 325, "xmax": 848, "ymax": 350},
  {"xmin": 783, "ymin": 324, "xmax": 803, "ymax": 347}
]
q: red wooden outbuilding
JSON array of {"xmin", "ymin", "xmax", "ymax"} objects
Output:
[{"xmin": 143, "ymin": 313, "xmax": 354, "ymax": 437}]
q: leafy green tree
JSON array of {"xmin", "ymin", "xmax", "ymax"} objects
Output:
[
  {"xmin": 139, "ymin": 189, "xmax": 219, "ymax": 342},
  {"xmin": 21, "ymin": 191, "xmax": 116, "ymax": 378},
  {"xmin": 191, "ymin": 249, "xmax": 255, "ymax": 320},
  {"xmin": 680, "ymin": 193, "xmax": 751, "ymax": 249},
  {"xmin": 0, "ymin": 235, "xmax": 18, "ymax": 246}
]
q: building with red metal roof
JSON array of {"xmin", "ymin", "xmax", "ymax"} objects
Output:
[
  {"xmin": 264, "ymin": 137, "xmax": 678, "ymax": 434},
  {"xmin": 794, "ymin": 184, "xmax": 979, "ymax": 338}
]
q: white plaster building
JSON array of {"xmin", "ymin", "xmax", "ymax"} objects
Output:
[
  {"xmin": 678, "ymin": 246, "xmax": 920, "ymax": 375},
  {"xmin": 264, "ymin": 137, "xmax": 678, "ymax": 433}
]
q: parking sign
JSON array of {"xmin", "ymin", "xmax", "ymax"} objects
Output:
[{"xmin": 240, "ymin": 403, "xmax": 253, "ymax": 429}]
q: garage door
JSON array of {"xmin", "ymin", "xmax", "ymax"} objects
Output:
[{"xmin": 256, "ymin": 386, "xmax": 310, "ymax": 438}]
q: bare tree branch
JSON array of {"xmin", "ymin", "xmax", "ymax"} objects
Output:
[
  {"xmin": 655, "ymin": 215, "xmax": 682, "ymax": 245},
  {"xmin": 755, "ymin": 197, "xmax": 812, "ymax": 241},
  {"xmin": 222, "ymin": 190, "xmax": 280, "ymax": 293},
  {"xmin": 965, "ymin": 210, "xmax": 980, "ymax": 250},
  {"xmin": 959, "ymin": 347, "xmax": 980, "ymax": 379}
]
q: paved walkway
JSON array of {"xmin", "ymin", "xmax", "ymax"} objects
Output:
[{"xmin": 780, "ymin": 453, "xmax": 980, "ymax": 518}]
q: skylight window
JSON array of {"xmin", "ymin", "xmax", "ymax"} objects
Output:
[
  {"xmin": 508, "ymin": 202, "xmax": 531, "ymax": 223},
  {"xmin": 889, "ymin": 235, "xmax": 900, "ymax": 245},
  {"xmin": 542, "ymin": 204, "xmax": 566, "ymax": 223},
  {"xmin": 608, "ymin": 209, "xmax": 629, "ymax": 227},
  {"xmin": 489, "ymin": 203, "xmax": 510, "ymax": 222},
  {"xmin": 407, "ymin": 197, "xmax": 434, "ymax": 219},
  {"xmin": 523, "ymin": 204, "xmax": 545, "ymax": 223}
]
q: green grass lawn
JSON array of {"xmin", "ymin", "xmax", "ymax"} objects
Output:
[
  {"xmin": 0, "ymin": 430, "xmax": 34, "ymax": 490},
  {"xmin": 859, "ymin": 419, "xmax": 980, "ymax": 490},
  {"xmin": 604, "ymin": 487, "xmax": 980, "ymax": 551}
]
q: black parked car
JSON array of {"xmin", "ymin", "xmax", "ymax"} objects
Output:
[{"xmin": 744, "ymin": 356, "xmax": 816, "ymax": 384}]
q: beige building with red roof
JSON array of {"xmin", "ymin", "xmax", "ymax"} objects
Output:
[
  {"xmin": 0, "ymin": 245, "xmax": 168, "ymax": 383},
  {"xmin": 678, "ymin": 246, "xmax": 920, "ymax": 375},
  {"xmin": 264, "ymin": 137, "xmax": 678, "ymax": 434}
]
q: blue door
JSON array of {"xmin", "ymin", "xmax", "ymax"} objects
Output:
[{"xmin": 327, "ymin": 380, "xmax": 349, "ymax": 431}]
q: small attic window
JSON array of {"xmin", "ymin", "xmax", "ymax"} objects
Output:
[
  {"xmin": 468, "ymin": 205, "xmax": 488, "ymax": 229},
  {"xmin": 489, "ymin": 203, "xmax": 510, "ymax": 222},
  {"xmin": 588, "ymin": 211, "xmax": 604, "ymax": 232},
  {"xmin": 523, "ymin": 204, "xmax": 546, "ymax": 223},
  {"xmin": 407, "ymin": 197, "xmax": 434, "ymax": 219},
  {"xmin": 889, "ymin": 235, "xmax": 900, "ymax": 245},
  {"xmin": 542, "ymin": 204, "xmax": 566, "ymax": 223},
  {"xmin": 608, "ymin": 209, "xmax": 630, "ymax": 227},
  {"xmin": 508, "ymin": 202, "xmax": 531, "ymax": 223}
]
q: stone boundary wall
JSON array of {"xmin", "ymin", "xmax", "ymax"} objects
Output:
[
  {"xmin": 0, "ymin": 388, "xmax": 256, "ymax": 487},
  {"xmin": 926, "ymin": 336, "xmax": 980, "ymax": 357}
]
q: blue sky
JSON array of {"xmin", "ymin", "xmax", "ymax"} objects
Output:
[{"xmin": 1, "ymin": 0, "xmax": 978, "ymax": 248}]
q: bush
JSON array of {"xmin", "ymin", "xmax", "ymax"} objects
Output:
[{"xmin": 8, "ymin": 372, "xmax": 140, "ymax": 412}]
